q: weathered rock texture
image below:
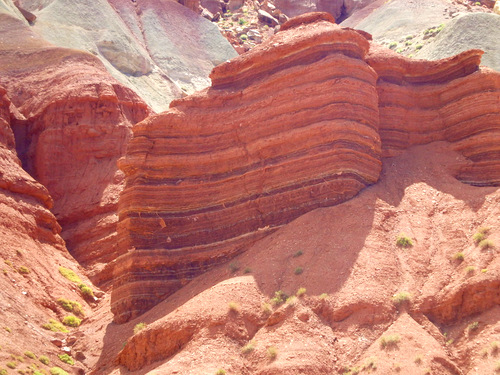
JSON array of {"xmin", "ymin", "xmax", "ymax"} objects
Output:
[
  {"xmin": 0, "ymin": 10, "xmax": 150, "ymax": 286},
  {"xmin": 112, "ymin": 13, "xmax": 383, "ymax": 322},
  {"xmin": 368, "ymin": 45, "xmax": 500, "ymax": 186},
  {"xmin": 112, "ymin": 13, "xmax": 500, "ymax": 322}
]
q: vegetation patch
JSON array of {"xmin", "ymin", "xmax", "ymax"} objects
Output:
[
  {"xmin": 380, "ymin": 334, "xmax": 400, "ymax": 349},
  {"xmin": 479, "ymin": 239, "xmax": 495, "ymax": 250},
  {"xmin": 215, "ymin": 370, "xmax": 226, "ymax": 375},
  {"xmin": 465, "ymin": 266, "xmax": 476, "ymax": 275},
  {"xmin": 78, "ymin": 284, "xmax": 94, "ymax": 300},
  {"xmin": 229, "ymin": 262, "xmax": 240, "ymax": 273},
  {"xmin": 228, "ymin": 302, "xmax": 240, "ymax": 312},
  {"xmin": 241, "ymin": 341, "xmax": 255, "ymax": 354},
  {"xmin": 42, "ymin": 320, "xmax": 68, "ymax": 333},
  {"xmin": 24, "ymin": 351, "xmax": 36, "ymax": 359},
  {"xmin": 293, "ymin": 250, "xmax": 303, "ymax": 258},
  {"xmin": 133, "ymin": 322, "xmax": 147, "ymax": 335},
  {"xmin": 243, "ymin": 267, "xmax": 252, "ymax": 274},
  {"xmin": 57, "ymin": 299, "xmax": 84, "ymax": 316},
  {"xmin": 57, "ymin": 354, "xmax": 74, "ymax": 366},
  {"xmin": 453, "ymin": 252, "xmax": 464, "ymax": 262},
  {"xmin": 267, "ymin": 346, "xmax": 277, "ymax": 360},
  {"xmin": 270, "ymin": 290, "xmax": 287, "ymax": 306},
  {"xmin": 6, "ymin": 362, "xmax": 16, "ymax": 369},
  {"xmin": 294, "ymin": 266, "xmax": 303, "ymax": 275},
  {"xmin": 296, "ymin": 287, "xmax": 306, "ymax": 297},
  {"xmin": 396, "ymin": 234, "xmax": 413, "ymax": 248},
  {"xmin": 468, "ymin": 321, "xmax": 479, "ymax": 332},
  {"xmin": 58, "ymin": 267, "xmax": 81, "ymax": 283},
  {"xmin": 39, "ymin": 356, "xmax": 50, "ymax": 365},
  {"xmin": 62, "ymin": 315, "xmax": 81, "ymax": 328},
  {"xmin": 17, "ymin": 266, "xmax": 30, "ymax": 274},
  {"xmin": 50, "ymin": 368, "xmax": 68, "ymax": 375},
  {"xmin": 392, "ymin": 292, "xmax": 411, "ymax": 305}
]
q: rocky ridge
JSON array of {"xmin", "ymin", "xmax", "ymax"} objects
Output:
[{"xmin": 111, "ymin": 13, "xmax": 500, "ymax": 324}]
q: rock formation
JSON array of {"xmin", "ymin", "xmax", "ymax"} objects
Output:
[
  {"xmin": 0, "ymin": 9, "xmax": 150, "ymax": 286},
  {"xmin": 111, "ymin": 12, "xmax": 500, "ymax": 323},
  {"xmin": 112, "ymin": 13, "xmax": 383, "ymax": 322}
]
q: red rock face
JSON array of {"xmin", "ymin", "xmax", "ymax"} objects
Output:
[
  {"xmin": 368, "ymin": 44, "xmax": 500, "ymax": 186},
  {"xmin": 0, "ymin": 14, "xmax": 150, "ymax": 286},
  {"xmin": 110, "ymin": 13, "xmax": 500, "ymax": 323},
  {"xmin": 112, "ymin": 15, "xmax": 383, "ymax": 323}
]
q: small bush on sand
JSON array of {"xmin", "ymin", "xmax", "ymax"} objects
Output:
[
  {"xmin": 133, "ymin": 322, "xmax": 147, "ymax": 335},
  {"xmin": 42, "ymin": 320, "xmax": 68, "ymax": 333},
  {"xmin": 39, "ymin": 355, "xmax": 50, "ymax": 365},
  {"xmin": 62, "ymin": 315, "xmax": 81, "ymax": 328},
  {"xmin": 392, "ymin": 292, "xmax": 411, "ymax": 305},
  {"xmin": 57, "ymin": 354, "xmax": 74, "ymax": 365},
  {"xmin": 58, "ymin": 267, "xmax": 81, "ymax": 283},
  {"xmin": 267, "ymin": 346, "xmax": 277, "ymax": 360},
  {"xmin": 396, "ymin": 234, "xmax": 413, "ymax": 248},
  {"xmin": 380, "ymin": 334, "xmax": 400, "ymax": 349}
]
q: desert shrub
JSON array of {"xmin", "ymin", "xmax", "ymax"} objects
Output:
[
  {"xmin": 240, "ymin": 34, "xmax": 248, "ymax": 41},
  {"xmin": 473, "ymin": 227, "xmax": 490, "ymax": 244},
  {"xmin": 39, "ymin": 356, "xmax": 50, "ymax": 365},
  {"xmin": 58, "ymin": 267, "xmax": 81, "ymax": 283},
  {"xmin": 491, "ymin": 341, "xmax": 499, "ymax": 354},
  {"xmin": 261, "ymin": 302, "xmax": 272, "ymax": 314},
  {"xmin": 0, "ymin": 369, "xmax": 6, "ymax": 375},
  {"xmin": 215, "ymin": 369, "xmax": 226, "ymax": 375},
  {"xmin": 78, "ymin": 284, "xmax": 94, "ymax": 299},
  {"xmin": 4, "ymin": 326, "xmax": 11, "ymax": 333},
  {"xmin": 319, "ymin": 293, "xmax": 328, "ymax": 299},
  {"xmin": 267, "ymin": 346, "xmax": 277, "ymax": 360},
  {"xmin": 392, "ymin": 292, "xmax": 411, "ymax": 305},
  {"xmin": 479, "ymin": 239, "xmax": 495, "ymax": 250},
  {"xmin": 380, "ymin": 334, "xmax": 400, "ymax": 349},
  {"xmin": 62, "ymin": 315, "xmax": 81, "ymax": 328},
  {"xmin": 49, "ymin": 368, "xmax": 68, "ymax": 375},
  {"xmin": 229, "ymin": 262, "xmax": 240, "ymax": 273},
  {"xmin": 18, "ymin": 266, "xmax": 30, "ymax": 274},
  {"xmin": 285, "ymin": 296, "xmax": 297, "ymax": 306},
  {"xmin": 293, "ymin": 250, "xmax": 303, "ymax": 257},
  {"xmin": 270, "ymin": 290, "xmax": 287, "ymax": 306},
  {"xmin": 294, "ymin": 266, "xmax": 303, "ymax": 275},
  {"xmin": 228, "ymin": 302, "xmax": 240, "ymax": 312},
  {"xmin": 495, "ymin": 361, "xmax": 500, "ymax": 373},
  {"xmin": 42, "ymin": 320, "xmax": 68, "ymax": 333},
  {"xmin": 396, "ymin": 234, "xmax": 413, "ymax": 248},
  {"xmin": 296, "ymin": 287, "xmax": 306, "ymax": 297},
  {"xmin": 57, "ymin": 299, "xmax": 84, "ymax": 316},
  {"xmin": 241, "ymin": 341, "xmax": 255, "ymax": 354},
  {"xmin": 243, "ymin": 267, "xmax": 252, "ymax": 274},
  {"xmin": 468, "ymin": 321, "xmax": 479, "ymax": 332},
  {"xmin": 453, "ymin": 252, "xmax": 464, "ymax": 262},
  {"xmin": 57, "ymin": 354, "xmax": 73, "ymax": 366},
  {"xmin": 414, "ymin": 355, "xmax": 422, "ymax": 364},
  {"xmin": 415, "ymin": 44, "xmax": 423, "ymax": 50},
  {"xmin": 389, "ymin": 42, "xmax": 397, "ymax": 49},
  {"xmin": 24, "ymin": 351, "xmax": 36, "ymax": 359},
  {"xmin": 343, "ymin": 367, "xmax": 360, "ymax": 375},
  {"xmin": 363, "ymin": 357, "xmax": 377, "ymax": 370},
  {"xmin": 466, "ymin": 266, "xmax": 476, "ymax": 275},
  {"xmin": 6, "ymin": 362, "xmax": 16, "ymax": 369},
  {"xmin": 133, "ymin": 322, "xmax": 146, "ymax": 335}
]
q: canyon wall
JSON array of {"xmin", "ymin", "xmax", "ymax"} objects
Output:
[
  {"xmin": 112, "ymin": 13, "xmax": 500, "ymax": 323},
  {"xmin": 0, "ymin": 11, "xmax": 150, "ymax": 286},
  {"xmin": 112, "ymin": 14, "xmax": 383, "ymax": 323}
]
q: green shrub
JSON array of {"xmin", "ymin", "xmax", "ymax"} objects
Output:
[
  {"xmin": 294, "ymin": 266, "xmax": 303, "ymax": 275},
  {"xmin": 479, "ymin": 239, "xmax": 495, "ymax": 250},
  {"xmin": 495, "ymin": 361, "xmax": 500, "ymax": 373},
  {"xmin": 380, "ymin": 334, "xmax": 400, "ymax": 349},
  {"xmin": 216, "ymin": 369, "xmax": 226, "ymax": 375},
  {"xmin": 62, "ymin": 315, "xmax": 81, "ymax": 328},
  {"xmin": 319, "ymin": 293, "xmax": 328, "ymax": 299},
  {"xmin": 57, "ymin": 299, "xmax": 84, "ymax": 316},
  {"xmin": 261, "ymin": 302, "xmax": 272, "ymax": 314},
  {"xmin": 39, "ymin": 356, "xmax": 50, "ymax": 365},
  {"xmin": 229, "ymin": 262, "xmax": 240, "ymax": 273},
  {"xmin": 415, "ymin": 44, "xmax": 423, "ymax": 50},
  {"xmin": 392, "ymin": 292, "xmax": 411, "ymax": 305},
  {"xmin": 389, "ymin": 42, "xmax": 397, "ymax": 49},
  {"xmin": 293, "ymin": 250, "xmax": 303, "ymax": 258},
  {"xmin": 58, "ymin": 267, "xmax": 81, "ymax": 283},
  {"xmin": 363, "ymin": 357, "xmax": 377, "ymax": 370},
  {"xmin": 78, "ymin": 284, "xmax": 94, "ymax": 299},
  {"xmin": 491, "ymin": 341, "xmax": 499, "ymax": 354},
  {"xmin": 466, "ymin": 266, "xmax": 476, "ymax": 275},
  {"xmin": 228, "ymin": 302, "xmax": 240, "ymax": 312},
  {"xmin": 468, "ymin": 321, "xmax": 479, "ymax": 332},
  {"xmin": 6, "ymin": 362, "xmax": 16, "ymax": 369},
  {"xmin": 296, "ymin": 287, "xmax": 306, "ymax": 297},
  {"xmin": 50, "ymin": 368, "xmax": 68, "ymax": 375},
  {"xmin": 240, "ymin": 34, "xmax": 248, "ymax": 41},
  {"xmin": 270, "ymin": 290, "xmax": 287, "ymax": 306},
  {"xmin": 243, "ymin": 267, "xmax": 252, "ymax": 274},
  {"xmin": 18, "ymin": 266, "xmax": 30, "ymax": 274},
  {"xmin": 133, "ymin": 322, "xmax": 146, "ymax": 335},
  {"xmin": 414, "ymin": 355, "xmax": 422, "ymax": 364},
  {"xmin": 396, "ymin": 234, "xmax": 413, "ymax": 248},
  {"xmin": 42, "ymin": 320, "xmax": 68, "ymax": 333},
  {"xmin": 57, "ymin": 354, "xmax": 73, "ymax": 365},
  {"xmin": 241, "ymin": 340, "xmax": 255, "ymax": 354},
  {"xmin": 4, "ymin": 326, "xmax": 11, "ymax": 333},
  {"xmin": 0, "ymin": 369, "xmax": 7, "ymax": 375},
  {"xmin": 473, "ymin": 227, "xmax": 490, "ymax": 244},
  {"xmin": 453, "ymin": 252, "xmax": 464, "ymax": 262},
  {"xmin": 24, "ymin": 351, "xmax": 36, "ymax": 359},
  {"xmin": 238, "ymin": 18, "xmax": 246, "ymax": 25},
  {"xmin": 267, "ymin": 346, "xmax": 277, "ymax": 360}
]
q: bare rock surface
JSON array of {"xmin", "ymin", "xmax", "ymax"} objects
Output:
[
  {"xmin": 15, "ymin": 0, "xmax": 237, "ymax": 112},
  {"xmin": 415, "ymin": 12, "xmax": 500, "ymax": 71}
]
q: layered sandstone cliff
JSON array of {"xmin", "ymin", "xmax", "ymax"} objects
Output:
[
  {"xmin": 113, "ymin": 14, "xmax": 383, "ymax": 322},
  {"xmin": 0, "ymin": 11, "xmax": 150, "ymax": 286},
  {"xmin": 111, "ymin": 13, "xmax": 500, "ymax": 324}
]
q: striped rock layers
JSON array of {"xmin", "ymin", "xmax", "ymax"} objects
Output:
[
  {"xmin": 367, "ymin": 44, "xmax": 500, "ymax": 186},
  {"xmin": 112, "ymin": 14, "xmax": 382, "ymax": 323},
  {"xmin": 112, "ymin": 13, "xmax": 500, "ymax": 322}
]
